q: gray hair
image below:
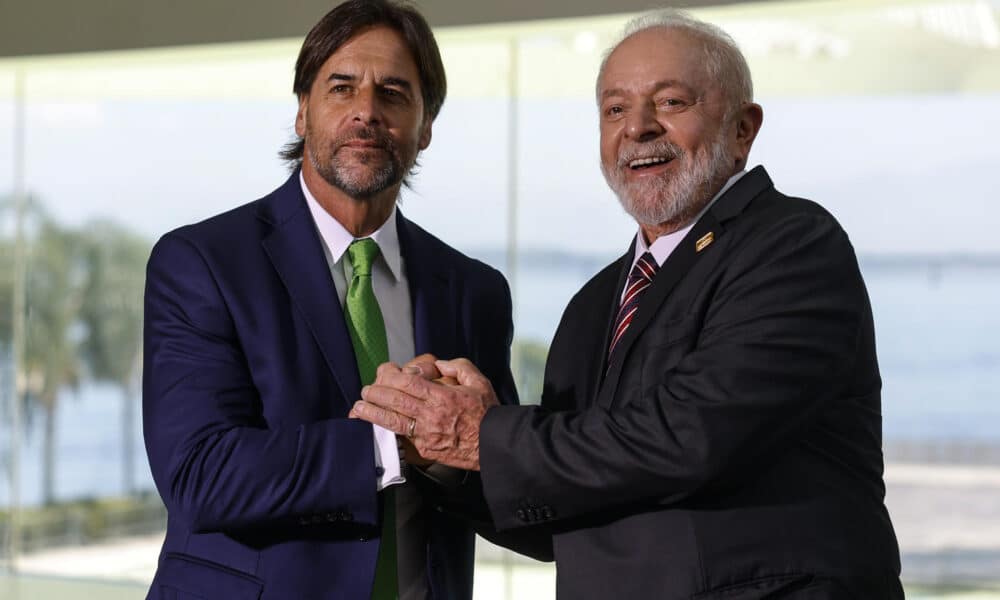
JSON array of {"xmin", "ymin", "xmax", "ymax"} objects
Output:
[{"xmin": 597, "ymin": 10, "xmax": 754, "ymax": 110}]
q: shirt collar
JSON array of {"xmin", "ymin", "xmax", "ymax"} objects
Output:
[
  {"xmin": 300, "ymin": 172, "xmax": 404, "ymax": 282},
  {"xmin": 634, "ymin": 169, "xmax": 747, "ymax": 267}
]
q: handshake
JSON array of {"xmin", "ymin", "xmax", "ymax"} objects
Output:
[{"xmin": 349, "ymin": 355, "xmax": 499, "ymax": 471}]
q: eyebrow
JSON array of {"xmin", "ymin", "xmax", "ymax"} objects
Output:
[
  {"xmin": 326, "ymin": 72, "xmax": 414, "ymax": 92},
  {"xmin": 380, "ymin": 76, "xmax": 413, "ymax": 92},
  {"xmin": 600, "ymin": 79, "xmax": 695, "ymax": 100}
]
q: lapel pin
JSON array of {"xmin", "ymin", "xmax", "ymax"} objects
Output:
[{"xmin": 695, "ymin": 231, "xmax": 715, "ymax": 253}]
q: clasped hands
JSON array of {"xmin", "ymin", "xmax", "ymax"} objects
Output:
[{"xmin": 349, "ymin": 355, "xmax": 498, "ymax": 471}]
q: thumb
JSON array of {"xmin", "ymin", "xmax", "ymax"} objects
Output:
[{"xmin": 434, "ymin": 358, "xmax": 483, "ymax": 387}]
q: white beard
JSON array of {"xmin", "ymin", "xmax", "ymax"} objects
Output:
[{"xmin": 602, "ymin": 130, "xmax": 732, "ymax": 227}]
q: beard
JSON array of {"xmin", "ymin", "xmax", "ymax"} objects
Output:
[
  {"xmin": 306, "ymin": 124, "xmax": 412, "ymax": 199},
  {"xmin": 602, "ymin": 129, "xmax": 732, "ymax": 228}
]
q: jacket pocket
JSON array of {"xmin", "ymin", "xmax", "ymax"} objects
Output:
[
  {"xmin": 692, "ymin": 573, "xmax": 817, "ymax": 599},
  {"xmin": 156, "ymin": 552, "xmax": 263, "ymax": 600}
]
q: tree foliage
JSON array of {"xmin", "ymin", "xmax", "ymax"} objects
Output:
[{"xmin": 1, "ymin": 196, "xmax": 150, "ymax": 503}]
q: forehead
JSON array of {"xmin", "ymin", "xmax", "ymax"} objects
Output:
[
  {"xmin": 599, "ymin": 28, "xmax": 714, "ymax": 96},
  {"xmin": 317, "ymin": 25, "xmax": 420, "ymax": 81}
]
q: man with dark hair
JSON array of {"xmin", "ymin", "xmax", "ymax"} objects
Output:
[
  {"xmin": 142, "ymin": 1, "xmax": 515, "ymax": 599},
  {"xmin": 354, "ymin": 9, "xmax": 903, "ymax": 599}
]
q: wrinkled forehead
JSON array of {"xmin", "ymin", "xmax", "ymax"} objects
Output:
[{"xmin": 598, "ymin": 27, "xmax": 717, "ymax": 96}]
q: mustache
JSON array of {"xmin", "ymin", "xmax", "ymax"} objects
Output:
[
  {"xmin": 336, "ymin": 127, "xmax": 398, "ymax": 153},
  {"xmin": 616, "ymin": 141, "xmax": 685, "ymax": 169}
]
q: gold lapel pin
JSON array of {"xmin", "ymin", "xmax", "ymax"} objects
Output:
[{"xmin": 695, "ymin": 231, "xmax": 715, "ymax": 253}]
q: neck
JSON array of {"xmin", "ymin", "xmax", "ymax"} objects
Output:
[
  {"xmin": 639, "ymin": 214, "xmax": 692, "ymax": 245},
  {"xmin": 302, "ymin": 163, "xmax": 398, "ymax": 238}
]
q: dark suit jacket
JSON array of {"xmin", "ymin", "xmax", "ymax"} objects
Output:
[
  {"xmin": 142, "ymin": 171, "xmax": 516, "ymax": 600},
  {"xmin": 479, "ymin": 167, "xmax": 902, "ymax": 599}
]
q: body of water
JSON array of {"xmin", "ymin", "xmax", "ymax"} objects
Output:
[{"xmin": 2, "ymin": 257, "xmax": 998, "ymax": 507}]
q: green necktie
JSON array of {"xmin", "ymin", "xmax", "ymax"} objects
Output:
[{"xmin": 344, "ymin": 238, "xmax": 397, "ymax": 600}]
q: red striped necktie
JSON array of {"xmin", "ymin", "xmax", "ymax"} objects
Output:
[{"xmin": 608, "ymin": 251, "xmax": 659, "ymax": 362}]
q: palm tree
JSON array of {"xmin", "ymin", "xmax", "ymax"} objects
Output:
[
  {"xmin": 21, "ymin": 218, "xmax": 85, "ymax": 505},
  {"xmin": 0, "ymin": 230, "xmax": 17, "ymax": 492},
  {"xmin": 77, "ymin": 221, "xmax": 150, "ymax": 496}
]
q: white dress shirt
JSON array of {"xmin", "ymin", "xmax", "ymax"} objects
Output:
[
  {"xmin": 301, "ymin": 173, "xmax": 411, "ymax": 491},
  {"xmin": 623, "ymin": 170, "xmax": 747, "ymax": 300}
]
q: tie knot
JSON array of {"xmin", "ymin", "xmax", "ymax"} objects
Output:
[
  {"xmin": 631, "ymin": 252, "xmax": 658, "ymax": 283},
  {"xmin": 347, "ymin": 238, "xmax": 380, "ymax": 277}
]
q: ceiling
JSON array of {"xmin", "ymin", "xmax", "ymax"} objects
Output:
[{"xmin": 0, "ymin": 0, "xmax": 780, "ymax": 58}]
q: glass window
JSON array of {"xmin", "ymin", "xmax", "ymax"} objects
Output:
[{"xmin": 2, "ymin": 1, "xmax": 999, "ymax": 597}]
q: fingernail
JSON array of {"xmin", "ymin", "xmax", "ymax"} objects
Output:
[
  {"xmin": 403, "ymin": 366, "xmax": 421, "ymax": 375},
  {"xmin": 361, "ymin": 385, "xmax": 370, "ymax": 397}
]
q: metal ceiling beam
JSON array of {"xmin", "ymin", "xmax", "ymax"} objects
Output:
[{"xmin": 0, "ymin": 0, "xmax": 779, "ymax": 58}]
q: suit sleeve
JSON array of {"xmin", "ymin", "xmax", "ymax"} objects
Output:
[
  {"xmin": 142, "ymin": 233, "xmax": 378, "ymax": 533},
  {"xmin": 479, "ymin": 211, "xmax": 867, "ymax": 531}
]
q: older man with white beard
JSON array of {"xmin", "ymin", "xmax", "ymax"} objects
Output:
[{"xmin": 353, "ymin": 9, "xmax": 904, "ymax": 599}]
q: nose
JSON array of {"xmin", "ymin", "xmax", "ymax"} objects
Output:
[
  {"xmin": 625, "ymin": 101, "xmax": 663, "ymax": 142},
  {"xmin": 352, "ymin": 85, "xmax": 382, "ymax": 126}
]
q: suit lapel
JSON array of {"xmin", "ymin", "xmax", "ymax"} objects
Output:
[
  {"xmin": 397, "ymin": 212, "xmax": 458, "ymax": 359},
  {"xmin": 259, "ymin": 173, "xmax": 361, "ymax": 409},
  {"xmin": 575, "ymin": 246, "xmax": 634, "ymax": 408},
  {"xmin": 595, "ymin": 167, "xmax": 773, "ymax": 410}
]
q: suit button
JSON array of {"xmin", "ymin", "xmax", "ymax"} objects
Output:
[
  {"xmin": 311, "ymin": 515, "xmax": 324, "ymax": 524},
  {"xmin": 298, "ymin": 517, "xmax": 309, "ymax": 526},
  {"xmin": 541, "ymin": 506, "xmax": 554, "ymax": 520},
  {"xmin": 527, "ymin": 508, "xmax": 539, "ymax": 521},
  {"xmin": 375, "ymin": 466, "xmax": 385, "ymax": 477},
  {"xmin": 325, "ymin": 513, "xmax": 337, "ymax": 522},
  {"xmin": 342, "ymin": 511, "xmax": 354, "ymax": 521},
  {"xmin": 515, "ymin": 509, "xmax": 528, "ymax": 522}
]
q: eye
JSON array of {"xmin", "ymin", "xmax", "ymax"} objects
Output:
[
  {"xmin": 379, "ymin": 87, "xmax": 410, "ymax": 104},
  {"xmin": 603, "ymin": 104, "xmax": 625, "ymax": 119},
  {"xmin": 658, "ymin": 97, "xmax": 688, "ymax": 111},
  {"xmin": 331, "ymin": 84, "xmax": 351, "ymax": 94}
]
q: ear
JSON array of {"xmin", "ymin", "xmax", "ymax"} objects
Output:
[
  {"xmin": 294, "ymin": 95, "xmax": 309, "ymax": 138},
  {"xmin": 417, "ymin": 117, "xmax": 433, "ymax": 151},
  {"xmin": 732, "ymin": 102, "xmax": 763, "ymax": 165}
]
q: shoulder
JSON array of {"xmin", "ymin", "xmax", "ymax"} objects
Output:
[
  {"xmin": 726, "ymin": 182, "xmax": 852, "ymax": 260},
  {"xmin": 150, "ymin": 190, "xmax": 279, "ymax": 266},
  {"xmin": 755, "ymin": 189, "xmax": 837, "ymax": 223}
]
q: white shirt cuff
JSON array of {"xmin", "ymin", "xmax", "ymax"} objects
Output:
[{"xmin": 373, "ymin": 425, "xmax": 405, "ymax": 491}]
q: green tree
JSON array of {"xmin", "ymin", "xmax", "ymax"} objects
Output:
[
  {"xmin": 21, "ymin": 217, "xmax": 86, "ymax": 505},
  {"xmin": 2, "ymin": 195, "xmax": 88, "ymax": 506},
  {"xmin": 77, "ymin": 221, "xmax": 150, "ymax": 496},
  {"xmin": 0, "ymin": 229, "xmax": 16, "ymax": 486}
]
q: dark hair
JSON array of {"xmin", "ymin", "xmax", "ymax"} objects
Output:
[{"xmin": 279, "ymin": 0, "xmax": 447, "ymax": 165}]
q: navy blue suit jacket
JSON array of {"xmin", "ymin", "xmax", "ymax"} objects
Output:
[{"xmin": 143, "ymin": 171, "xmax": 516, "ymax": 600}]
